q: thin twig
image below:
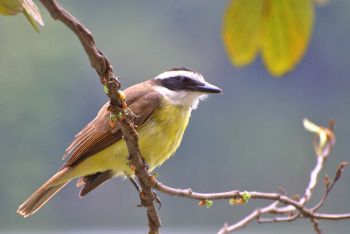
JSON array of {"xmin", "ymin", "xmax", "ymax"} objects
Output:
[
  {"xmin": 300, "ymin": 154, "xmax": 327, "ymax": 205},
  {"xmin": 258, "ymin": 213, "xmax": 300, "ymax": 223},
  {"xmin": 217, "ymin": 210, "xmax": 259, "ymax": 234},
  {"xmin": 153, "ymin": 180, "xmax": 350, "ymax": 220},
  {"xmin": 310, "ymin": 218, "xmax": 323, "ymax": 234},
  {"xmin": 312, "ymin": 161, "xmax": 349, "ymax": 212},
  {"xmin": 216, "ymin": 120, "xmax": 349, "ymax": 233},
  {"xmin": 217, "ymin": 202, "xmax": 279, "ymax": 234}
]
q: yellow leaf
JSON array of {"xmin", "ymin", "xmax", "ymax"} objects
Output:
[
  {"xmin": 222, "ymin": 0, "xmax": 263, "ymax": 66},
  {"xmin": 222, "ymin": 0, "xmax": 315, "ymax": 78},
  {"xmin": 22, "ymin": 0, "xmax": 44, "ymax": 32},
  {"xmin": 0, "ymin": 0, "xmax": 22, "ymax": 15},
  {"xmin": 0, "ymin": 0, "xmax": 44, "ymax": 32},
  {"xmin": 261, "ymin": 0, "xmax": 314, "ymax": 77},
  {"xmin": 303, "ymin": 118, "xmax": 336, "ymax": 156}
]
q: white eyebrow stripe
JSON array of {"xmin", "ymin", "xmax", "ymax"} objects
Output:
[{"xmin": 155, "ymin": 70, "xmax": 205, "ymax": 82}]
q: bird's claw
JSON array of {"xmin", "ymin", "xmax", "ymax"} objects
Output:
[
  {"xmin": 141, "ymin": 157, "xmax": 149, "ymax": 171},
  {"xmin": 136, "ymin": 191, "xmax": 161, "ymax": 209},
  {"xmin": 153, "ymin": 192, "xmax": 161, "ymax": 209}
]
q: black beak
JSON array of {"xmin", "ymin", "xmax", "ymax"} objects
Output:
[{"xmin": 192, "ymin": 81, "xmax": 222, "ymax": 94}]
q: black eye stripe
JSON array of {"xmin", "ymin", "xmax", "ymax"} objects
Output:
[
  {"xmin": 159, "ymin": 76, "xmax": 202, "ymax": 91},
  {"xmin": 180, "ymin": 77, "xmax": 192, "ymax": 83}
]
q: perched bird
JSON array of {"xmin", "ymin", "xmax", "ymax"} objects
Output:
[{"xmin": 17, "ymin": 68, "xmax": 222, "ymax": 217}]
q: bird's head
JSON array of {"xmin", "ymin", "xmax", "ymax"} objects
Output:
[{"xmin": 153, "ymin": 68, "xmax": 222, "ymax": 109}]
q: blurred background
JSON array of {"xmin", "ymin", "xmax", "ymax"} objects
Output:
[{"xmin": 0, "ymin": 0, "xmax": 350, "ymax": 233}]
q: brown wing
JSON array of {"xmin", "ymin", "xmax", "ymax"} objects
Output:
[{"xmin": 63, "ymin": 80, "xmax": 161, "ymax": 167}]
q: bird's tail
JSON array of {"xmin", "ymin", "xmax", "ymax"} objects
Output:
[{"xmin": 17, "ymin": 167, "xmax": 71, "ymax": 217}]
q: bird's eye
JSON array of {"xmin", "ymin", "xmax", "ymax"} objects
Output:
[{"xmin": 180, "ymin": 76, "xmax": 192, "ymax": 83}]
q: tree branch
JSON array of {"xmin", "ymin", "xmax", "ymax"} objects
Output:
[
  {"xmin": 39, "ymin": 1, "xmax": 161, "ymax": 233},
  {"xmin": 39, "ymin": 0, "xmax": 105, "ymax": 76},
  {"xmin": 215, "ymin": 119, "xmax": 350, "ymax": 234},
  {"xmin": 153, "ymin": 119, "xmax": 350, "ymax": 233},
  {"xmin": 38, "ymin": 2, "xmax": 349, "ymax": 233}
]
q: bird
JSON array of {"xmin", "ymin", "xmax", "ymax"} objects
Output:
[{"xmin": 17, "ymin": 67, "xmax": 222, "ymax": 217}]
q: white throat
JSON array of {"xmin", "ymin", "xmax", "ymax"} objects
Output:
[{"xmin": 154, "ymin": 86, "xmax": 207, "ymax": 110}]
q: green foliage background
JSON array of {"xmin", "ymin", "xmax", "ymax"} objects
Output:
[{"xmin": 0, "ymin": 0, "xmax": 349, "ymax": 233}]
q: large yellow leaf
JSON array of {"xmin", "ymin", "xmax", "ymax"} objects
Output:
[
  {"xmin": 0, "ymin": 0, "xmax": 22, "ymax": 15},
  {"xmin": 222, "ymin": 0, "xmax": 314, "ymax": 78},
  {"xmin": 261, "ymin": 0, "xmax": 314, "ymax": 77},
  {"xmin": 222, "ymin": 0, "xmax": 263, "ymax": 66},
  {"xmin": 0, "ymin": 0, "xmax": 44, "ymax": 32}
]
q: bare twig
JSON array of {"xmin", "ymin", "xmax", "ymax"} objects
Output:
[
  {"xmin": 258, "ymin": 213, "xmax": 300, "ymax": 223},
  {"xmin": 39, "ymin": 1, "xmax": 161, "ymax": 233},
  {"xmin": 152, "ymin": 181, "xmax": 350, "ymax": 228},
  {"xmin": 310, "ymin": 218, "xmax": 322, "ymax": 234},
  {"xmin": 217, "ymin": 202, "xmax": 279, "ymax": 234},
  {"xmin": 313, "ymin": 161, "xmax": 349, "ymax": 212},
  {"xmin": 151, "ymin": 120, "xmax": 348, "ymax": 234},
  {"xmin": 215, "ymin": 119, "xmax": 349, "ymax": 234},
  {"xmin": 299, "ymin": 120, "xmax": 335, "ymax": 205}
]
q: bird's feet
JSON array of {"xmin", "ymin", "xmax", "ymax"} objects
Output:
[
  {"xmin": 141, "ymin": 157, "xmax": 149, "ymax": 171},
  {"xmin": 153, "ymin": 191, "xmax": 161, "ymax": 209},
  {"xmin": 137, "ymin": 191, "xmax": 161, "ymax": 209},
  {"xmin": 127, "ymin": 156, "xmax": 149, "ymax": 171},
  {"xmin": 128, "ymin": 176, "xmax": 141, "ymax": 192}
]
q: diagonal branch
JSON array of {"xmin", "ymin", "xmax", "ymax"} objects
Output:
[
  {"xmin": 39, "ymin": 0, "xmax": 107, "ymax": 77},
  {"xmin": 39, "ymin": 1, "xmax": 161, "ymax": 233},
  {"xmin": 312, "ymin": 161, "xmax": 349, "ymax": 212}
]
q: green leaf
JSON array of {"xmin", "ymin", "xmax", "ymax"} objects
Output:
[
  {"xmin": 110, "ymin": 113, "xmax": 117, "ymax": 121},
  {"xmin": 205, "ymin": 200, "xmax": 213, "ymax": 208},
  {"xmin": 242, "ymin": 191, "xmax": 251, "ymax": 203},
  {"xmin": 229, "ymin": 198, "xmax": 236, "ymax": 205},
  {"xmin": 229, "ymin": 191, "xmax": 251, "ymax": 205},
  {"xmin": 103, "ymin": 85, "xmax": 109, "ymax": 94}
]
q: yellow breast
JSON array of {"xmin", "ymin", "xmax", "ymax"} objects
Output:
[
  {"xmin": 70, "ymin": 101, "xmax": 191, "ymax": 178},
  {"xmin": 138, "ymin": 102, "xmax": 191, "ymax": 170}
]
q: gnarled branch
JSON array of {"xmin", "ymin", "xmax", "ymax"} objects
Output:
[{"xmin": 39, "ymin": 1, "xmax": 161, "ymax": 233}]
